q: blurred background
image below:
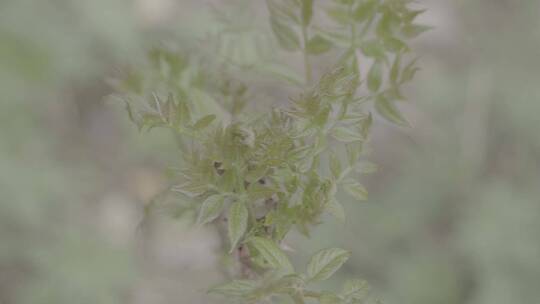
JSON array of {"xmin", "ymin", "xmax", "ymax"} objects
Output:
[{"xmin": 1, "ymin": 0, "xmax": 539, "ymax": 303}]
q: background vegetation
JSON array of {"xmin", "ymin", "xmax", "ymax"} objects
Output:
[{"xmin": 1, "ymin": 0, "xmax": 539, "ymax": 303}]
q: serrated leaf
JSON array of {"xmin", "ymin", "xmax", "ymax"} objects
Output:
[
  {"xmin": 307, "ymin": 35, "xmax": 333, "ymax": 55},
  {"xmin": 193, "ymin": 114, "xmax": 216, "ymax": 130},
  {"xmin": 341, "ymin": 279, "xmax": 370, "ymax": 300},
  {"xmin": 367, "ymin": 60, "xmax": 383, "ymax": 92},
  {"xmin": 250, "ymin": 237, "xmax": 294, "ymax": 272},
  {"xmin": 353, "ymin": 0, "xmax": 377, "ymax": 23},
  {"xmin": 306, "ymin": 248, "xmax": 351, "ymax": 282},
  {"xmin": 301, "ymin": 0, "xmax": 313, "ymax": 26},
  {"xmin": 197, "ymin": 194, "xmax": 225, "ymax": 225},
  {"xmin": 331, "ymin": 126, "xmax": 363, "ymax": 142},
  {"xmin": 375, "ymin": 95, "xmax": 408, "ymax": 126},
  {"xmin": 208, "ymin": 280, "xmax": 257, "ymax": 297},
  {"xmin": 271, "ymin": 18, "xmax": 301, "ymax": 51},
  {"xmin": 228, "ymin": 200, "xmax": 248, "ymax": 252},
  {"xmin": 342, "ymin": 181, "xmax": 368, "ymax": 201}
]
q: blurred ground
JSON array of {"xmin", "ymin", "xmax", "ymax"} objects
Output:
[{"xmin": 1, "ymin": 1, "xmax": 539, "ymax": 304}]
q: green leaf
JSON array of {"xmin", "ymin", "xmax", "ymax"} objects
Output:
[
  {"xmin": 360, "ymin": 39, "xmax": 385, "ymax": 59},
  {"xmin": 228, "ymin": 200, "xmax": 248, "ymax": 252},
  {"xmin": 208, "ymin": 280, "xmax": 257, "ymax": 297},
  {"xmin": 353, "ymin": 0, "xmax": 377, "ymax": 23},
  {"xmin": 342, "ymin": 180, "xmax": 368, "ymax": 201},
  {"xmin": 402, "ymin": 24, "xmax": 431, "ymax": 38},
  {"xmin": 341, "ymin": 279, "xmax": 370, "ymax": 300},
  {"xmin": 326, "ymin": 198, "xmax": 345, "ymax": 222},
  {"xmin": 301, "ymin": 0, "xmax": 313, "ymax": 26},
  {"xmin": 307, "ymin": 35, "xmax": 333, "ymax": 55},
  {"xmin": 319, "ymin": 292, "xmax": 343, "ymax": 304},
  {"xmin": 197, "ymin": 194, "xmax": 225, "ymax": 225},
  {"xmin": 383, "ymin": 36, "xmax": 407, "ymax": 53},
  {"xmin": 193, "ymin": 114, "xmax": 216, "ymax": 130},
  {"xmin": 400, "ymin": 57, "xmax": 420, "ymax": 84},
  {"xmin": 390, "ymin": 53, "xmax": 401, "ymax": 84},
  {"xmin": 329, "ymin": 151, "xmax": 342, "ymax": 179},
  {"xmin": 326, "ymin": 6, "xmax": 351, "ymax": 25},
  {"xmin": 250, "ymin": 237, "xmax": 294, "ymax": 272},
  {"xmin": 331, "ymin": 126, "xmax": 363, "ymax": 142},
  {"xmin": 255, "ymin": 62, "xmax": 305, "ymax": 86},
  {"xmin": 367, "ymin": 60, "xmax": 383, "ymax": 92},
  {"xmin": 306, "ymin": 248, "xmax": 351, "ymax": 282},
  {"xmin": 375, "ymin": 95, "xmax": 408, "ymax": 126},
  {"xmin": 271, "ymin": 18, "xmax": 301, "ymax": 51}
]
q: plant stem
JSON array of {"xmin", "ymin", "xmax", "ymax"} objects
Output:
[{"xmin": 301, "ymin": 25, "xmax": 312, "ymax": 85}]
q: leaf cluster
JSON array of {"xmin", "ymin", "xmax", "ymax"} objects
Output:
[{"xmin": 113, "ymin": 0, "xmax": 427, "ymax": 303}]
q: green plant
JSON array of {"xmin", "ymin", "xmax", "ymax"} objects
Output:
[{"xmin": 112, "ymin": 0, "xmax": 427, "ymax": 303}]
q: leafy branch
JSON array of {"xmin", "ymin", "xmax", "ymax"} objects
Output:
[{"xmin": 112, "ymin": 0, "xmax": 428, "ymax": 303}]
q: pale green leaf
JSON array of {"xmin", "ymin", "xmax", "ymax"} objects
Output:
[
  {"xmin": 342, "ymin": 180, "xmax": 368, "ymax": 201},
  {"xmin": 329, "ymin": 151, "xmax": 342, "ymax": 179},
  {"xmin": 197, "ymin": 194, "xmax": 225, "ymax": 225},
  {"xmin": 402, "ymin": 24, "xmax": 431, "ymax": 39},
  {"xmin": 228, "ymin": 200, "xmax": 248, "ymax": 252},
  {"xmin": 390, "ymin": 53, "xmax": 401, "ymax": 84},
  {"xmin": 353, "ymin": 0, "xmax": 377, "ymax": 23},
  {"xmin": 208, "ymin": 280, "xmax": 257, "ymax": 297},
  {"xmin": 255, "ymin": 62, "xmax": 305, "ymax": 86},
  {"xmin": 326, "ymin": 198, "xmax": 345, "ymax": 222},
  {"xmin": 319, "ymin": 292, "xmax": 343, "ymax": 304},
  {"xmin": 375, "ymin": 95, "xmax": 408, "ymax": 126},
  {"xmin": 331, "ymin": 126, "xmax": 363, "ymax": 142},
  {"xmin": 367, "ymin": 60, "xmax": 383, "ymax": 92},
  {"xmin": 306, "ymin": 248, "xmax": 351, "ymax": 282},
  {"xmin": 341, "ymin": 279, "xmax": 370, "ymax": 300},
  {"xmin": 193, "ymin": 114, "xmax": 216, "ymax": 130},
  {"xmin": 271, "ymin": 18, "xmax": 301, "ymax": 51},
  {"xmin": 360, "ymin": 39, "xmax": 385, "ymax": 59},
  {"xmin": 250, "ymin": 237, "xmax": 294, "ymax": 272}
]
